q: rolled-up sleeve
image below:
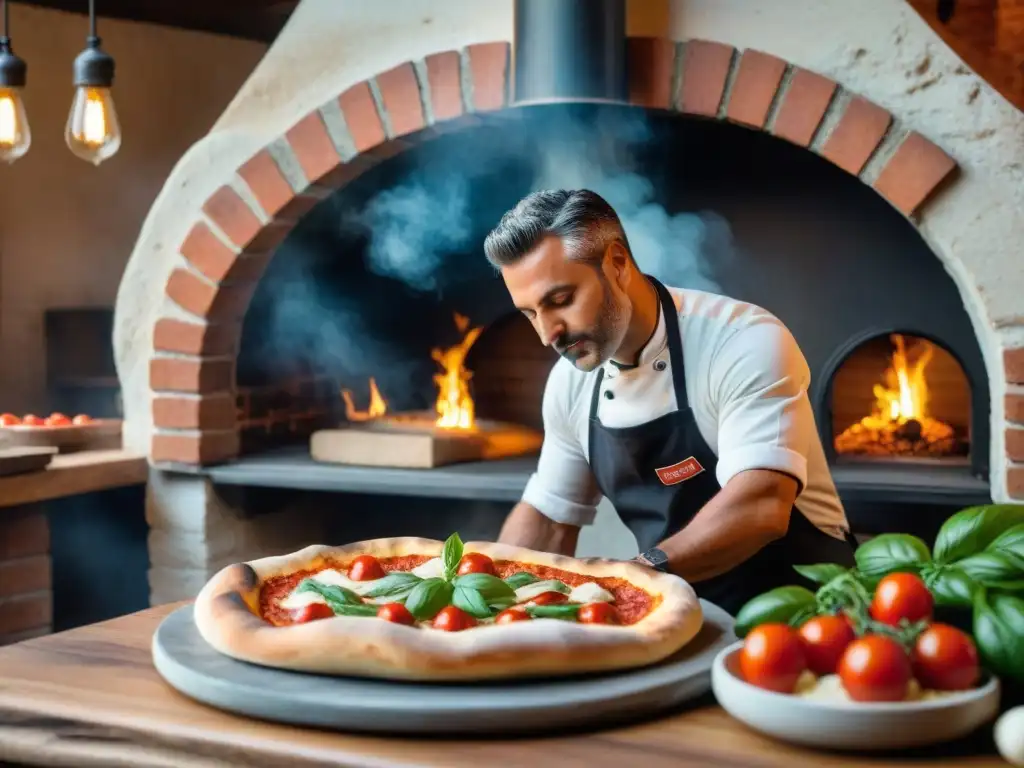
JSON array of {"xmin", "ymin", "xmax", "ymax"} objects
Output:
[
  {"xmin": 711, "ymin": 318, "xmax": 813, "ymax": 492},
  {"xmin": 521, "ymin": 365, "xmax": 602, "ymax": 526}
]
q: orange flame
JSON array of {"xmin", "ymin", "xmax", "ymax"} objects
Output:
[
  {"xmin": 863, "ymin": 334, "xmax": 932, "ymax": 429},
  {"xmin": 341, "ymin": 377, "xmax": 387, "ymax": 422},
  {"xmin": 431, "ymin": 313, "xmax": 482, "ymax": 430}
]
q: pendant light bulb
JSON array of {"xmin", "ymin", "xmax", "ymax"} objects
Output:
[
  {"xmin": 0, "ymin": 2, "xmax": 30, "ymax": 164},
  {"xmin": 66, "ymin": 14, "xmax": 120, "ymax": 166}
]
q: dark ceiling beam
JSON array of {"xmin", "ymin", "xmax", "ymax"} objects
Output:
[{"xmin": 14, "ymin": 0, "xmax": 300, "ymax": 43}]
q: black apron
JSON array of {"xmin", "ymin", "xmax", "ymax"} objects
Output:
[{"xmin": 587, "ymin": 277, "xmax": 856, "ymax": 616}]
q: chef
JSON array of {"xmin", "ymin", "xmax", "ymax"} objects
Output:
[{"xmin": 483, "ymin": 189, "xmax": 857, "ymax": 616}]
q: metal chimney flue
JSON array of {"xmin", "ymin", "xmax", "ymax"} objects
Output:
[{"xmin": 512, "ymin": 0, "xmax": 627, "ymax": 105}]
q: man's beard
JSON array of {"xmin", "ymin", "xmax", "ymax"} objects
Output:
[{"xmin": 553, "ymin": 283, "xmax": 627, "ymax": 372}]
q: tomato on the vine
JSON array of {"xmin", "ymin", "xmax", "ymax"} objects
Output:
[
  {"xmin": 911, "ymin": 623, "xmax": 980, "ymax": 691},
  {"xmin": 838, "ymin": 634, "xmax": 912, "ymax": 701},
  {"xmin": 798, "ymin": 614, "xmax": 856, "ymax": 675},
  {"xmin": 456, "ymin": 552, "xmax": 496, "ymax": 576},
  {"xmin": 870, "ymin": 572, "xmax": 934, "ymax": 626},
  {"xmin": 348, "ymin": 555, "xmax": 385, "ymax": 581},
  {"xmin": 740, "ymin": 623, "xmax": 807, "ymax": 693},
  {"xmin": 433, "ymin": 605, "xmax": 477, "ymax": 631}
]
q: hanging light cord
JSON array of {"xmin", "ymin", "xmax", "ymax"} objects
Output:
[
  {"xmin": 2, "ymin": 0, "xmax": 9, "ymax": 45},
  {"xmin": 89, "ymin": 0, "xmax": 97, "ymax": 40}
]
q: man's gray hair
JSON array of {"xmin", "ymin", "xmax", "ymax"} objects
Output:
[{"xmin": 483, "ymin": 189, "xmax": 630, "ymax": 268}]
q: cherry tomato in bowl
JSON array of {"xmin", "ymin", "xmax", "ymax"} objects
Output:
[
  {"xmin": 739, "ymin": 623, "xmax": 807, "ymax": 693},
  {"xmin": 911, "ymin": 623, "xmax": 980, "ymax": 691},
  {"xmin": 798, "ymin": 614, "xmax": 856, "ymax": 675},
  {"xmin": 838, "ymin": 634, "xmax": 912, "ymax": 702},
  {"xmin": 870, "ymin": 572, "xmax": 933, "ymax": 626}
]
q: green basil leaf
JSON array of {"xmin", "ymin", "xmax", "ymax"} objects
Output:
[
  {"xmin": 793, "ymin": 563, "xmax": 848, "ymax": 585},
  {"xmin": 986, "ymin": 523, "xmax": 1024, "ymax": 571},
  {"xmin": 296, "ymin": 579, "xmax": 362, "ymax": 609},
  {"xmin": 787, "ymin": 605, "xmax": 819, "ymax": 628},
  {"xmin": 973, "ymin": 589, "xmax": 1024, "ymax": 683},
  {"xmin": 488, "ymin": 596, "xmax": 517, "ymax": 612},
  {"xmin": 956, "ymin": 552, "xmax": 1021, "ymax": 585},
  {"xmin": 734, "ymin": 586, "xmax": 817, "ymax": 638},
  {"xmin": 442, "ymin": 533, "xmax": 464, "ymax": 582},
  {"xmin": 923, "ymin": 565, "xmax": 979, "ymax": 607},
  {"xmin": 452, "ymin": 573, "xmax": 516, "ymax": 602},
  {"xmin": 854, "ymin": 533, "xmax": 931, "ymax": 586},
  {"xmin": 989, "ymin": 579, "xmax": 1024, "ymax": 593},
  {"xmin": 404, "ymin": 577, "xmax": 453, "ymax": 620},
  {"xmin": 328, "ymin": 603, "xmax": 380, "ymax": 617},
  {"xmin": 360, "ymin": 572, "xmax": 423, "ymax": 600},
  {"xmin": 526, "ymin": 604, "xmax": 581, "ymax": 620},
  {"xmin": 452, "ymin": 585, "xmax": 493, "ymax": 619},
  {"xmin": 934, "ymin": 504, "xmax": 1024, "ymax": 564},
  {"xmin": 503, "ymin": 572, "xmax": 540, "ymax": 589}
]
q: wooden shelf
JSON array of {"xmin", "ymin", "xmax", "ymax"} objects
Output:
[{"xmin": 0, "ymin": 450, "xmax": 148, "ymax": 508}]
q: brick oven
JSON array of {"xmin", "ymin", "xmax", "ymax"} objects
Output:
[{"xmin": 113, "ymin": 0, "xmax": 1024, "ymax": 605}]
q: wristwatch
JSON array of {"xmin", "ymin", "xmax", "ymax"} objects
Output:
[{"xmin": 636, "ymin": 547, "xmax": 670, "ymax": 573}]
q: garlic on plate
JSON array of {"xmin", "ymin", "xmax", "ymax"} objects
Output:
[{"xmin": 995, "ymin": 706, "xmax": 1024, "ymax": 766}]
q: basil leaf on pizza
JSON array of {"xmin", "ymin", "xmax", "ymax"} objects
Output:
[
  {"xmin": 453, "ymin": 585, "xmax": 492, "ymax": 618},
  {"xmin": 442, "ymin": 532, "xmax": 464, "ymax": 582},
  {"xmin": 328, "ymin": 603, "xmax": 380, "ymax": 617},
  {"xmin": 527, "ymin": 604, "xmax": 582, "ymax": 620},
  {"xmin": 405, "ymin": 577, "xmax": 454, "ymax": 620},
  {"xmin": 453, "ymin": 573, "xmax": 516, "ymax": 602},
  {"xmin": 296, "ymin": 579, "xmax": 362, "ymax": 610},
  {"xmin": 503, "ymin": 572, "xmax": 540, "ymax": 589},
  {"xmin": 519, "ymin": 579, "xmax": 570, "ymax": 595},
  {"xmin": 361, "ymin": 572, "xmax": 423, "ymax": 600}
]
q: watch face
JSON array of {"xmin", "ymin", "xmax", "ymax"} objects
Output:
[{"xmin": 644, "ymin": 548, "xmax": 669, "ymax": 569}]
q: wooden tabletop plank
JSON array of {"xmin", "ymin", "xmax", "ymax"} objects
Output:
[
  {"xmin": 0, "ymin": 603, "xmax": 1006, "ymax": 768},
  {"xmin": 0, "ymin": 449, "xmax": 147, "ymax": 508}
]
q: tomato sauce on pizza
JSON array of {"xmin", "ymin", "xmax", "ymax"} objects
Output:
[{"xmin": 258, "ymin": 541, "xmax": 658, "ymax": 629}]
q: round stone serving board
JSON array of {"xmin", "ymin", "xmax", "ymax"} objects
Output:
[{"xmin": 152, "ymin": 600, "xmax": 735, "ymax": 736}]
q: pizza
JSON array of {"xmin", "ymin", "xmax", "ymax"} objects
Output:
[{"xmin": 193, "ymin": 533, "xmax": 703, "ymax": 681}]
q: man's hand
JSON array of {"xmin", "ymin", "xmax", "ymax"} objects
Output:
[
  {"xmin": 497, "ymin": 502, "xmax": 580, "ymax": 556},
  {"xmin": 656, "ymin": 469, "xmax": 798, "ymax": 583}
]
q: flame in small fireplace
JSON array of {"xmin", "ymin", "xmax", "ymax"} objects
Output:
[
  {"xmin": 432, "ymin": 313, "xmax": 483, "ymax": 430},
  {"xmin": 835, "ymin": 334, "xmax": 962, "ymax": 458},
  {"xmin": 341, "ymin": 377, "xmax": 387, "ymax": 422}
]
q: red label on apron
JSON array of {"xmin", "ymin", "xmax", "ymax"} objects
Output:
[{"xmin": 655, "ymin": 456, "xmax": 705, "ymax": 486}]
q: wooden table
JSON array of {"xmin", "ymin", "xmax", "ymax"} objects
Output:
[
  {"xmin": 0, "ymin": 603, "xmax": 1007, "ymax": 768},
  {"xmin": 0, "ymin": 449, "xmax": 147, "ymax": 508}
]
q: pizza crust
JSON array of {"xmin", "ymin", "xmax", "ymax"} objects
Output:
[{"xmin": 193, "ymin": 537, "xmax": 704, "ymax": 681}]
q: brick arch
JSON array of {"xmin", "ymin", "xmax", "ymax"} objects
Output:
[{"xmin": 148, "ymin": 37, "xmax": 965, "ymax": 467}]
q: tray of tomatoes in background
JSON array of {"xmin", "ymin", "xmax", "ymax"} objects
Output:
[
  {"xmin": 710, "ymin": 503, "xmax": 1024, "ymax": 761},
  {"xmin": 0, "ymin": 412, "xmax": 122, "ymax": 452}
]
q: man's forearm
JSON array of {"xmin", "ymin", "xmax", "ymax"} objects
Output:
[
  {"xmin": 655, "ymin": 470, "xmax": 797, "ymax": 583},
  {"xmin": 498, "ymin": 502, "xmax": 580, "ymax": 556}
]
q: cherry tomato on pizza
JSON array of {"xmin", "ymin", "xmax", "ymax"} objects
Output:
[
  {"xmin": 377, "ymin": 603, "xmax": 416, "ymax": 626},
  {"xmin": 293, "ymin": 602, "xmax": 334, "ymax": 623},
  {"xmin": 72, "ymin": 414, "xmax": 92, "ymax": 425},
  {"xmin": 348, "ymin": 555, "xmax": 385, "ymax": 581},
  {"xmin": 526, "ymin": 591, "xmax": 568, "ymax": 606},
  {"xmin": 432, "ymin": 605, "xmax": 477, "ymax": 631},
  {"xmin": 838, "ymin": 634, "xmax": 912, "ymax": 702},
  {"xmin": 869, "ymin": 572, "xmax": 933, "ymax": 626},
  {"xmin": 494, "ymin": 607, "xmax": 531, "ymax": 624},
  {"xmin": 456, "ymin": 552, "xmax": 496, "ymax": 576},
  {"xmin": 0, "ymin": 413, "xmax": 19, "ymax": 426},
  {"xmin": 798, "ymin": 614, "xmax": 856, "ymax": 675},
  {"xmin": 577, "ymin": 602, "xmax": 619, "ymax": 625},
  {"xmin": 45, "ymin": 413, "xmax": 71, "ymax": 427},
  {"xmin": 911, "ymin": 623, "xmax": 980, "ymax": 691},
  {"xmin": 21, "ymin": 414, "xmax": 43, "ymax": 426},
  {"xmin": 739, "ymin": 623, "xmax": 807, "ymax": 693}
]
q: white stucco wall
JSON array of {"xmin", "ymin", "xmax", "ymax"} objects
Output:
[{"xmin": 115, "ymin": 0, "xmax": 1024, "ymax": 504}]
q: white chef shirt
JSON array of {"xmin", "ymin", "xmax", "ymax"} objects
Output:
[{"xmin": 521, "ymin": 285, "xmax": 850, "ymax": 541}]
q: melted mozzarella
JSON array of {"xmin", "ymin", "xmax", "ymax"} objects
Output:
[
  {"xmin": 411, "ymin": 557, "xmax": 444, "ymax": 579},
  {"xmin": 311, "ymin": 568, "xmax": 364, "ymax": 591},
  {"xmin": 514, "ymin": 579, "xmax": 570, "ymax": 603},
  {"xmin": 279, "ymin": 590, "xmax": 328, "ymax": 610},
  {"xmin": 567, "ymin": 582, "xmax": 615, "ymax": 604}
]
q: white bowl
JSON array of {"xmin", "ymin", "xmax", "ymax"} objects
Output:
[{"xmin": 711, "ymin": 641, "xmax": 1001, "ymax": 750}]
